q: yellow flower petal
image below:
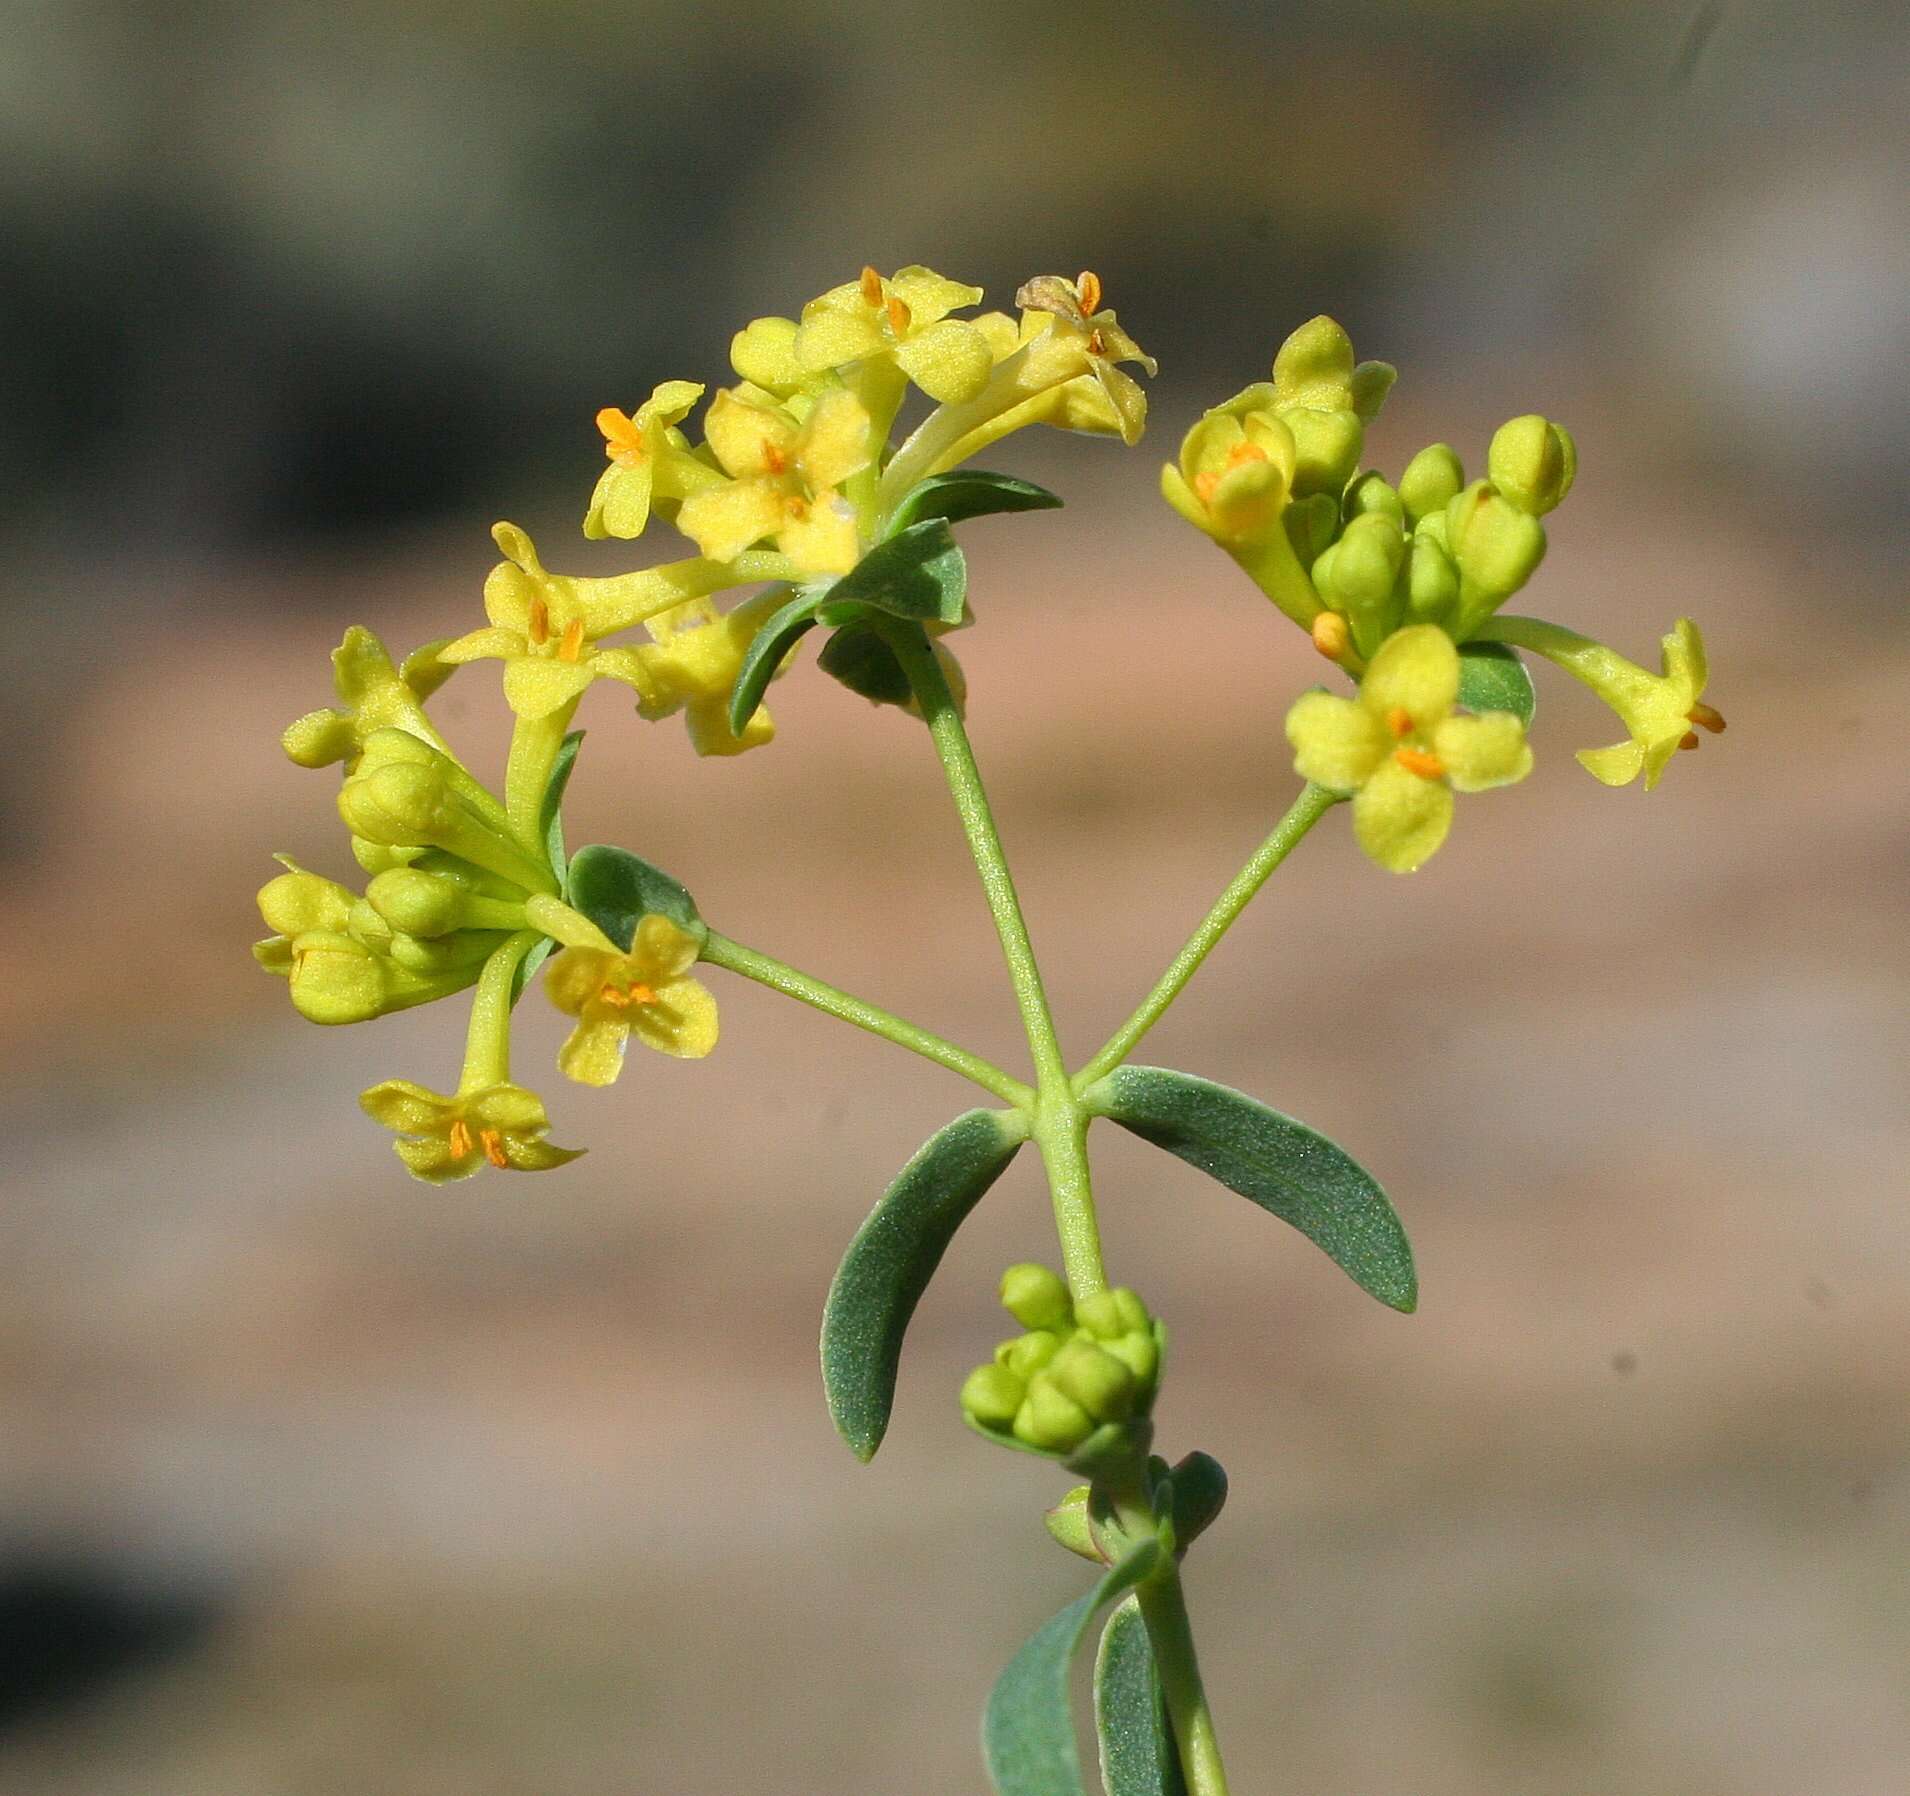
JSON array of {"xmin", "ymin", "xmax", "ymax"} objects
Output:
[
  {"xmin": 359, "ymin": 1078, "xmax": 457, "ymax": 1133},
  {"xmin": 557, "ymin": 1015, "xmax": 630, "ymax": 1086},
  {"xmin": 584, "ymin": 460, "xmax": 655, "ymax": 540},
  {"xmin": 1352, "ymin": 758, "xmax": 1453, "ymax": 873},
  {"xmin": 395, "ymin": 1135, "xmax": 474, "ymax": 1182},
  {"xmin": 1433, "ymin": 713, "xmax": 1533, "ymax": 792},
  {"xmin": 775, "ymin": 495, "xmax": 861, "ymax": 575},
  {"xmin": 676, "ymin": 479, "xmax": 786, "ymax": 563},
  {"xmin": 1286, "ymin": 690, "xmax": 1389, "ymax": 791},
  {"xmin": 633, "ymin": 913, "xmax": 701, "ymax": 982},
  {"xmin": 1360, "ymin": 626, "xmax": 1458, "ymax": 732},
  {"xmin": 438, "ymin": 626, "xmax": 528, "ymax": 666},
  {"xmin": 895, "ymin": 319, "xmax": 994, "ymax": 403},
  {"xmin": 888, "ymin": 266, "xmax": 983, "ymax": 325},
  {"xmin": 703, "ymin": 390, "xmax": 797, "ymax": 479},
  {"xmin": 1576, "ymin": 740, "xmax": 1646, "ymax": 786},
  {"xmin": 685, "ymin": 694, "xmax": 775, "ymax": 757},
  {"xmin": 794, "ymin": 305, "xmax": 888, "ymax": 373},
  {"xmin": 731, "ymin": 316, "xmax": 804, "ymax": 391},
  {"xmin": 544, "ymin": 945, "xmax": 616, "ymax": 1016},
  {"xmin": 502, "ymin": 656, "xmax": 597, "ymax": 720},
  {"xmin": 629, "ymin": 977, "xmax": 719, "ymax": 1059},
  {"xmin": 795, "ymin": 388, "xmax": 873, "ymax": 492}
]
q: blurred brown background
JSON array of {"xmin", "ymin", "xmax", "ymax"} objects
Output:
[{"xmin": 2, "ymin": 1, "xmax": 1906, "ymax": 1791}]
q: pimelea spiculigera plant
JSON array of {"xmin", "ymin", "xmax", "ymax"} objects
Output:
[{"xmin": 257, "ymin": 266, "xmax": 1724, "ymax": 1795}]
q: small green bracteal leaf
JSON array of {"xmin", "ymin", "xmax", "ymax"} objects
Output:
[
  {"xmin": 1095, "ymin": 1597, "xmax": 1188, "ymax": 1796},
  {"xmin": 727, "ymin": 585, "xmax": 825, "ymax": 738},
  {"xmin": 1163, "ymin": 1452, "xmax": 1227, "ymax": 1555},
  {"xmin": 1456, "ymin": 640, "xmax": 1536, "ymax": 726},
  {"xmin": 884, "ymin": 469, "xmax": 1063, "ymax": 537},
  {"xmin": 822, "ymin": 1108, "xmax": 1029, "ymax": 1461},
  {"xmin": 983, "ymin": 1542, "xmax": 1163, "ymax": 1796},
  {"xmin": 1086, "ymin": 1066, "xmax": 1416, "ymax": 1312},
  {"xmin": 540, "ymin": 730, "xmax": 584, "ymax": 885},
  {"xmin": 817, "ymin": 622, "xmax": 915, "ymax": 708},
  {"xmin": 824, "ymin": 517, "xmax": 968, "ymax": 625},
  {"xmin": 1045, "ymin": 1485, "xmax": 1105, "ymax": 1564},
  {"xmin": 562, "ymin": 844, "xmax": 705, "ymax": 953}
]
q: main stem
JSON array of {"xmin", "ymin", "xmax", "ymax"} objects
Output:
[
  {"xmin": 1075, "ymin": 781, "xmax": 1341, "ymax": 1093},
  {"xmin": 886, "ymin": 625, "xmax": 1107, "ymax": 1300}
]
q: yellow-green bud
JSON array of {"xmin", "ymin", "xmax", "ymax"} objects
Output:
[
  {"xmin": 1344, "ymin": 472, "xmax": 1404, "ymax": 526},
  {"xmin": 1001, "ymin": 1330, "xmax": 1062, "ymax": 1379},
  {"xmin": 285, "ymin": 930, "xmax": 388, "ymax": 1025},
  {"xmin": 281, "ymin": 710, "xmax": 359, "ymax": 770},
  {"xmin": 1317, "ymin": 514, "xmax": 1405, "ymax": 610},
  {"xmin": 1399, "ymin": 444, "xmax": 1464, "ymax": 522},
  {"xmin": 1103, "ymin": 1329, "xmax": 1160, "ymax": 1391},
  {"xmin": 960, "ymin": 1363, "xmax": 1025, "ymax": 1430},
  {"xmin": 1000, "ymin": 1263, "xmax": 1072, "ymax": 1332},
  {"xmin": 1281, "ymin": 406, "xmax": 1362, "ymax": 498},
  {"xmin": 1446, "ymin": 480, "xmax": 1547, "ymax": 632},
  {"xmin": 1284, "ymin": 491, "xmax": 1340, "ymax": 568},
  {"xmin": 1487, "ymin": 414, "xmax": 1576, "ymax": 515},
  {"xmin": 383, "ymin": 928, "xmax": 510, "ymax": 977},
  {"xmin": 1076, "ymin": 1287, "xmax": 1149, "ymax": 1341},
  {"xmin": 367, "ymin": 867, "xmax": 468, "ymax": 937},
  {"xmin": 1406, "ymin": 532, "xmax": 1460, "ymax": 624},
  {"xmin": 345, "ymin": 897, "xmax": 392, "ymax": 952},
  {"xmin": 1047, "ymin": 1339, "xmax": 1137, "ymax": 1423},
  {"xmin": 1012, "ymin": 1379, "xmax": 1095, "ymax": 1452},
  {"xmin": 339, "ymin": 761, "xmax": 457, "ymax": 847},
  {"xmin": 351, "ymin": 837, "xmax": 424, "ymax": 876},
  {"xmin": 257, "ymin": 865, "xmax": 354, "ymax": 938},
  {"xmin": 1271, "ymin": 316, "xmax": 1356, "ymax": 410}
]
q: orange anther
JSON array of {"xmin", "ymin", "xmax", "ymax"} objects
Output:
[
  {"xmin": 1311, "ymin": 612, "xmax": 1351, "ymax": 661},
  {"xmin": 478, "ymin": 1127, "xmax": 510, "ymax": 1169},
  {"xmin": 1386, "ymin": 706, "xmax": 1415, "ymax": 739},
  {"xmin": 762, "ymin": 442, "xmax": 788, "ymax": 476},
  {"xmin": 447, "ymin": 1118, "xmax": 472, "ymax": 1160},
  {"xmin": 597, "ymin": 407, "xmax": 645, "ymax": 466},
  {"xmin": 597, "ymin": 983, "xmax": 630, "ymax": 1009},
  {"xmin": 1394, "ymin": 746, "xmax": 1445, "ymax": 779},
  {"xmin": 1678, "ymin": 730, "xmax": 1701, "ymax": 751},
  {"xmin": 1194, "ymin": 469, "xmax": 1222, "ymax": 504},
  {"xmin": 885, "ymin": 294, "xmax": 912, "ymax": 336},
  {"xmin": 1087, "ymin": 328, "xmax": 1107, "ymax": 357},
  {"xmin": 1688, "ymin": 702, "xmax": 1726, "ymax": 734},
  {"xmin": 1075, "ymin": 270, "xmax": 1103, "ymax": 315},
  {"xmin": 627, "ymin": 983, "xmax": 658, "ymax": 1006},
  {"xmin": 558, "ymin": 618, "xmax": 585, "ymax": 662},
  {"xmin": 785, "ymin": 495, "xmax": 809, "ymax": 520},
  {"xmin": 528, "ymin": 596, "xmax": 551, "ymax": 646},
  {"xmin": 1224, "ymin": 441, "xmax": 1268, "ymax": 471},
  {"xmin": 859, "ymin": 265, "xmax": 884, "ymax": 306}
]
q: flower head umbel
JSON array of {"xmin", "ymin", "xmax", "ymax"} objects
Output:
[
  {"xmin": 535, "ymin": 903, "xmax": 718, "ymax": 1087},
  {"xmin": 586, "ymin": 380, "xmax": 720, "ymax": 541},
  {"xmin": 676, "ymin": 387, "xmax": 873, "ymax": 576},
  {"xmin": 1286, "ymin": 626, "xmax": 1532, "ymax": 873},
  {"xmin": 359, "ymin": 1078, "xmax": 582, "ymax": 1181}
]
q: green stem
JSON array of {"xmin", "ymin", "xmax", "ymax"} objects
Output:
[
  {"xmin": 700, "ymin": 930, "xmax": 1033, "ymax": 1110},
  {"xmin": 885, "ymin": 624, "xmax": 1108, "ymax": 1299},
  {"xmin": 457, "ymin": 930, "xmax": 541, "ymax": 1094},
  {"xmin": 1138, "ymin": 1566, "xmax": 1231, "ymax": 1796},
  {"xmin": 1074, "ymin": 781, "xmax": 1341, "ymax": 1094}
]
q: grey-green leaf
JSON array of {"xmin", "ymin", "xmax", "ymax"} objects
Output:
[
  {"xmin": 822, "ymin": 1108, "xmax": 1028, "ymax": 1461},
  {"xmin": 817, "ymin": 621, "xmax": 915, "ymax": 708},
  {"xmin": 884, "ymin": 469, "xmax": 1063, "ymax": 537},
  {"xmin": 1163, "ymin": 1452, "xmax": 1227, "ymax": 1555},
  {"xmin": 727, "ymin": 585, "xmax": 823, "ymax": 737},
  {"xmin": 824, "ymin": 517, "xmax": 968, "ymax": 624},
  {"xmin": 562, "ymin": 843, "xmax": 705, "ymax": 952},
  {"xmin": 984, "ymin": 1543, "xmax": 1162, "ymax": 1796},
  {"xmin": 1095, "ymin": 1598, "xmax": 1188, "ymax": 1796},
  {"xmin": 1088, "ymin": 1066, "xmax": 1416, "ymax": 1312},
  {"xmin": 1456, "ymin": 640, "xmax": 1536, "ymax": 725}
]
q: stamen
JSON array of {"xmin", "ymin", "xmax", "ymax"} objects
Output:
[
  {"xmin": 1224, "ymin": 442, "xmax": 1268, "ymax": 471},
  {"xmin": 478, "ymin": 1127, "xmax": 510, "ymax": 1169},
  {"xmin": 785, "ymin": 495, "xmax": 810, "ymax": 520},
  {"xmin": 1394, "ymin": 746, "xmax": 1445, "ymax": 779},
  {"xmin": 886, "ymin": 296, "xmax": 912, "ymax": 337},
  {"xmin": 558, "ymin": 619, "xmax": 585, "ymax": 662},
  {"xmin": 1688, "ymin": 702, "xmax": 1726, "ymax": 734},
  {"xmin": 1678, "ymin": 730, "xmax": 1701, "ymax": 751},
  {"xmin": 762, "ymin": 442, "xmax": 788, "ymax": 476},
  {"xmin": 1087, "ymin": 328, "xmax": 1107, "ymax": 357},
  {"xmin": 1386, "ymin": 706, "xmax": 1415, "ymax": 739},
  {"xmin": 528, "ymin": 596, "xmax": 551, "ymax": 646},
  {"xmin": 627, "ymin": 983, "xmax": 659, "ymax": 1006},
  {"xmin": 598, "ymin": 983, "xmax": 631, "ymax": 1009},
  {"xmin": 1075, "ymin": 270, "xmax": 1103, "ymax": 315},
  {"xmin": 859, "ymin": 265, "xmax": 884, "ymax": 306},
  {"xmin": 1194, "ymin": 469, "xmax": 1222, "ymax": 504},
  {"xmin": 447, "ymin": 1118, "xmax": 473, "ymax": 1160},
  {"xmin": 596, "ymin": 407, "xmax": 644, "ymax": 466},
  {"xmin": 1311, "ymin": 613, "xmax": 1351, "ymax": 662}
]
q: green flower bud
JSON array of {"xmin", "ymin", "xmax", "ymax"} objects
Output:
[
  {"xmin": 345, "ymin": 897, "xmax": 392, "ymax": 952},
  {"xmin": 256, "ymin": 862, "xmax": 354, "ymax": 938},
  {"xmin": 1271, "ymin": 316, "xmax": 1356, "ymax": 410},
  {"xmin": 1281, "ymin": 406, "xmax": 1362, "ymax": 498},
  {"xmin": 1012, "ymin": 1378, "xmax": 1095, "ymax": 1452},
  {"xmin": 285, "ymin": 930, "xmax": 389, "ymax": 1025},
  {"xmin": 1344, "ymin": 472, "xmax": 1404, "ymax": 526},
  {"xmin": 1075, "ymin": 1287, "xmax": 1149, "ymax": 1341},
  {"xmin": 1316, "ymin": 513, "xmax": 1407, "ymax": 657},
  {"xmin": 1399, "ymin": 443, "xmax": 1464, "ymax": 522},
  {"xmin": 1446, "ymin": 480, "xmax": 1548, "ymax": 634},
  {"xmin": 1283, "ymin": 491, "xmax": 1340, "ymax": 568},
  {"xmin": 999, "ymin": 1262, "xmax": 1072, "ymax": 1332},
  {"xmin": 339, "ymin": 761, "xmax": 457, "ymax": 847},
  {"xmin": 1047, "ymin": 1339, "xmax": 1137, "ymax": 1423},
  {"xmin": 1487, "ymin": 414, "xmax": 1576, "ymax": 515},
  {"xmin": 368, "ymin": 867, "xmax": 531, "ymax": 938},
  {"xmin": 1044, "ymin": 1484, "xmax": 1104, "ymax": 1562},
  {"xmin": 1103, "ymin": 1329, "xmax": 1160, "ymax": 1392},
  {"xmin": 1001, "ymin": 1330, "xmax": 1062, "ymax": 1379},
  {"xmin": 383, "ymin": 928, "xmax": 512, "ymax": 977},
  {"xmin": 351, "ymin": 837, "xmax": 425, "ymax": 876},
  {"xmin": 282, "ymin": 710, "xmax": 360, "ymax": 770},
  {"xmin": 1406, "ymin": 531, "xmax": 1460, "ymax": 624},
  {"xmin": 960, "ymin": 1363, "xmax": 1025, "ymax": 1430}
]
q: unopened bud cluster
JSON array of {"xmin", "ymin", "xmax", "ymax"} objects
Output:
[{"xmin": 961, "ymin": 1264, "xmax": 1162, "ymax": 1454}]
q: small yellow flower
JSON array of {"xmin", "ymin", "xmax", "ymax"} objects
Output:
[
  {"xmin": 545, "ymin": 913, "xmax": 719, "ymax": 1086},
  {"xmin": 359, "ymin": 1078, "xmax": 583, "ymax": 1181},
  {"xmin": 625, "ymin": 590, "xmax": 787, "ymax": 757},
  {"xmin": 585, "ymin": 380, "xmax": 718, "ymax": 540},
  {"xmin": 793, "ymin": 265, "xmax": 995, "ymax": 404},
  {"xmin": 1014, "ymin": 272, "xmax": 1157, "ymax": 446},
  {"xmin": 1286, "ymin": 626, "xmax": 1533, "ymax": 873},
  {"xmin": 676, "ymin": 387, "xmax": 873, "ymax": 575},
  {"xmin": 281, "ymin": 626, "xmax": 453, "ymax": 770}
]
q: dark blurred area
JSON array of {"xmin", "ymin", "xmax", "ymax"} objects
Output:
[{"xmin": 2, "ymin": 2, "xmax": 1906, "ymax": 1791}]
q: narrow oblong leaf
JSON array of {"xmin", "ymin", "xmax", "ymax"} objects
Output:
[
  {"xmin": 1095, "ymin": 1598, "xmax": 1188, "ymax": 1796},
  {"xmin": 822, "ymin": 1108, "xmax": 1028, "ymax": 1461},
  {"xmin": 824, "ymin": 517, "xmax": 968, "ymax": 624},
  {"xmin": 885, "ymin": 469, "xmax": 1064, "ymax": 537},
  {"xmin": 563, "ymin": 843, "xmax": 705, "ymax": 952},
  {"xmin": 1087, "ymin": 1066, "xmax": 1416, "ymax": 1312},
  {"xmin": 1457, "ymin": 640, "xmax": 1536, "ymax": 725},
  {"xmin": 727, "ymin": 585, "xmax": 823, "ymax": 737},
  {"xmin": 984, "ymin": 1542, "xmax": 1162, "ymax": 1796},
  {"xmin": 540, "ymin": 729, "xmax": 584, "ymax": 885},
  {"xmin": 817, "ymin": 621, "xmax": 915, "ymax": 708},
  {"xmin": 1164, "ymin": 1452, "xmax": 1227, "ymax": 1554}
]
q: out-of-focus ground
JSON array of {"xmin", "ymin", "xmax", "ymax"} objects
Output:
[{"xmin": 3, "ymin": 2, "xmax": 1907, "ymax": 1792}]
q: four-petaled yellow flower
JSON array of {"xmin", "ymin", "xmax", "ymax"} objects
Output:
[
  {"xmin": 1286, "ymin": 626, "xmax": 1533, "ymax": 873},
  {"xmin": 626, "ymin": 591, "xmax": 786, "ymax": 757},
  {"xmin": 585, "ymin": 380, "xmax": 717, "ymax": 540},
  {"xmin": 359, "ymin": 1078, "xmax": 584, "ymax": 1182},
  {"xmin": 793, "ymin": 265, "xmax": 995, "ymax": 404},
  {"xmin": 545, "ymin": 913, "xmax": 719, "ymax": 1086},
  {"xmin": 676, "ymin": 387, "xmax": 873, "ymax": 575},
  {"xmin": 282, "ymin": 626, "xmax": 454, "ymax": 770},
  {"xmin": 1013, "ymin": 272, "xmax": 1159, "ymax": 446}
]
